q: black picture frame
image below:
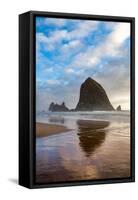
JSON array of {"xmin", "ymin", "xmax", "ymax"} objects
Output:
[{"xmin": 19, "ymin": 10, "xmax": 135, "ymax": 189}]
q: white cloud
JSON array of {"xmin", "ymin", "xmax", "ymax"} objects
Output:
[
  {"xmin": 61, "ymin": 40, "xmax": 82, "ymax": 51},
  {"xmin": 44, "ymin": 18, "xmax": 67, "ymax": 27},
  {"xmin": 66, "ymin": 21, "xmax": 99, "ymax": 40},
  {"xmin": 94, "ymin": 58, "xmax": 130, "ymax": 110},
  {"xmin": 46, "ymin": 20, "xmax": 99, "ymax": 41},
  {"xmin": 96, "ymin": 22, "xmax": 130, "ymax": 57},
  {"xmin": 46, "ymin": 79, "xmax": 60, "ymax": 85},
  {"xmin": 48, "ymin": 29, "xmax": 68, "ymax": 43},
  {"xmin": 44, "ymin": 67, "xmax": 53, "ymax": 73},
  {"xmin": 36, "ymin": 32, "xmax": 48, "ymax": 43},
  {"xmin": 58, "ymin": 40, "xmax": 84, "ymax": 60},
  {"xmin": 36, "ymin": 20, "xmax": 99, "ymax": 52},
  {"xmin": 67, "ymin": 22, "xmax": 130, "ymax": 70},
  {"xmin": 108, "ymin": 23, "xmax": 130, "ymax": 45},
  {"xmin": 64, "ymin": 68, "xmax": 84, "ymax": 76},
  {"xmin": 36, "ymin": 30, "xmax": 68, "ymax": 51},
  {"xmin": 65, "ymin": 68, "xmax": 75, "ymax": 74}
]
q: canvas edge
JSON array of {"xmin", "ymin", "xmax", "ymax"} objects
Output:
[{"xmin": 19, "ymin": 12, "xmax": 32, "ymax": 188}]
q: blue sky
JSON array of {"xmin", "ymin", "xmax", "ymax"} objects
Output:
[{"xmin": 36, "ymin": 17, "xmax": 130, "ymax": 111}]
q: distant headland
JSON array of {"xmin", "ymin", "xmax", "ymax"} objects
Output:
[{"xmin": 48, "ymin": 77, "xmax": 121, "ymax": 112}]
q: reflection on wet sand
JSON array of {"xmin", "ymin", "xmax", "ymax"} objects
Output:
[
  {"xmin": 78, "ymin": 130, "xmax": 106, "ymax": 157},
  {"xmin": 36, "ymin": 117, "xmax": 130, "ymax": 184},
  {"xmin": 49, "ymin": 116, "xmax": 65, "ymax": 124},
  {"xmin": 77, "ymin": 120, "xmax": 108, "ymax": 157}
]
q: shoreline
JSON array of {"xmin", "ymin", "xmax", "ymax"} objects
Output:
[{"xmin": 36, "ymin": 119, "xmax": 110, "ymax": 138}]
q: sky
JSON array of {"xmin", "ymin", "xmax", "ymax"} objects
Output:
[{"xmin": 36, "ymin": 16, "xmax": 130, "ymax": 112}]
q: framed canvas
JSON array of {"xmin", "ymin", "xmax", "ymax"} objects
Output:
[{"xmin": 19, "ymin": 11, "xmax": 135, "ymax": 189}]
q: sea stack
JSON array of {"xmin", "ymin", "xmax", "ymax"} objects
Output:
[
  {"xmin": 49, "ymin": 102, "xmax": 69, "ymax": 112},
  {"xmin": 75, "ymin": 77, "xmax": 114, "ymax": 111},
  {"xmin": 116, "ymin": 105, "xmax": 121, "ymax": 111}
]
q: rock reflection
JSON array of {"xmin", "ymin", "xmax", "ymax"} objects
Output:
[
  {"xmin": 49, "ymin": 116, "xmax": 65, "ymax": 124},
  {"xmin": 77, "ymin": 120, "xmax": 109, "ymax": 157}
]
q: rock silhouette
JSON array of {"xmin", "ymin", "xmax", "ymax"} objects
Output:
[
  {"xmin": 49, "ymin": 102, "xmax": 69, "ymax": 112},
  {"xmin": 116, "ymin": 105, "xmax": 121, "ymax": 111},
  {"xmin": 77, "ymin": 119, "xmax": 109, "ymax": 156},
  {"xmin": 75, "ymin": 77, "xmax": 114, "ymax": 111},
  {"xmin": 48, "ymin": 77, "xmax": 115, "ymax": 112}
]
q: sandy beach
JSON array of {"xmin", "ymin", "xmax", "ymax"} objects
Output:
[{"xmin": 36, "ymin": 122, "xmax": 71, "ymax": 137}]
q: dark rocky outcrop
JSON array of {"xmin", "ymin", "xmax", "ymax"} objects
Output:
[
  {"xmin": 116, "ymin": 105, "xmax": 121, "ymax": 111},
  {"xmin": 49, "ymin": 102, "xmax": 69, "ymax": 112},
  {"xmin": 75, "ymin": 77, "xmax": 114, "ymax": 111},
  {"xmin": 49, "ymin": 102, "xmax": 55, "ymax": 111},
  {"xmin": 70, "ymin": 109, "xmax": 75, "ymax": 112}
]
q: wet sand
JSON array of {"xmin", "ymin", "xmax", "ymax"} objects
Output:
[
  {"xmin": 36, "ymin": 122, "xmax": 71, "ymax": 137},
  {"xmin": 36, "ymin": 116, "xmax": 130, "ymax": 183}
]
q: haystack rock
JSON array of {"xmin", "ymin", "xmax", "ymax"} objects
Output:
[
  {"xmin": 116, "ymin": 105, "xmax": 121, "ymax": 111},
  {"xmin": 75, "ymin": 77, "xmax": 114, "ymax": 111},
  {"xmin": 49, "ymin": 102, "xmax": 69, "ymax": 112}
]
